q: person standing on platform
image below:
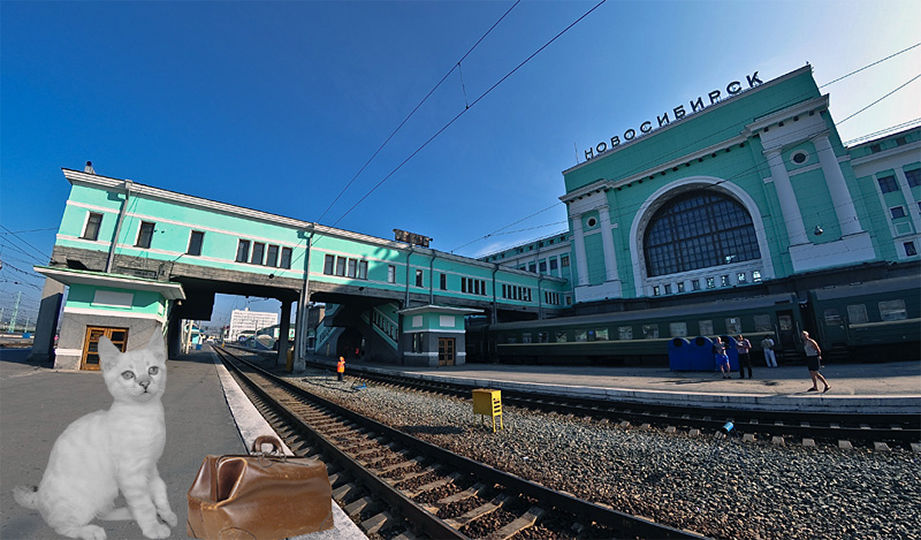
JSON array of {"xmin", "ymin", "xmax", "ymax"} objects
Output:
[
  {"xmin": 736, "ymin": 334, "xmax": 753, "ymax": 379},
  {"xmin": 802, "ymin": 331, "xmax": 830, "ymax": 393},
  {"xmin": 337, "ymin": 356, "xmax": 345, "ymax": 382},
  {"xmin": 713, "ymin": 337, "xmax": 730, "ymax": 379},
  {"xmin": 761, "ymin": 335, "xmax": 777, "ymax": 367}
]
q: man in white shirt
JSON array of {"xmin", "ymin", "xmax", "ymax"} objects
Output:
[{"xmin": 761, "ymin": 336, "xmax": 777, "ymax": 367}]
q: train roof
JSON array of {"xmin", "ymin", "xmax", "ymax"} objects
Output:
[
  {"xmin": 810, "ymin": 274, "xmax": 921, "ymax": 301},
  {"xmin": 491, "ymin": 292, "xmax": 797, "ymax": 330}
]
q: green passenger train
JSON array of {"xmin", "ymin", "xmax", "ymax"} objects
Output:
[{"xmin": 466, "ymin": 275, "xmax": 920, "ymax": 366}]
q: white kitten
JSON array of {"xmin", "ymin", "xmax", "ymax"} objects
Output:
[{"xmin": 13, "ymin": 331, "xmax": 176, "ymax": 540}]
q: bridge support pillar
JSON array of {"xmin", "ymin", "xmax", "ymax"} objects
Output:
[
  {"xmin": 167, "ymin": 312, "xmax": 182, "ymax": 359},
  {"xmin": 278, "ymin": 300, "xmax": 291, "ymax": 369},
  {"xmin": 28, "ymin": 277, "xmax": 66, "ymax": 365}
]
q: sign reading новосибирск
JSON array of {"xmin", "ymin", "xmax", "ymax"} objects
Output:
[{"xmin": 583, "ymin": 71, "xmax": 764, "ymax": 161}]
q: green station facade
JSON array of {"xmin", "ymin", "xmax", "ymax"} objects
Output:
[{"xmin": 32, "ymin": 65, "xmax": 920, "ymax": 369}]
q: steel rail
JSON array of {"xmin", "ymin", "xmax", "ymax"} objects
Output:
[{"xmin": 218, "ymin": 346, "xmax": 705, "ymax": 539}]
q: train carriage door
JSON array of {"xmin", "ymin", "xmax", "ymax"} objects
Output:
[
  {"xmin": 821, "ymin": 308, "xmax": 848, "ymax": 346},
  {"xmin": 776, "ymin": 311, "xmax": 797, "ymax": 351}
]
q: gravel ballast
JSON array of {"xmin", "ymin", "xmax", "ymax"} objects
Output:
[{"xmin": 280, "ymin": 367, "xmax": 920, "ymax": 540}]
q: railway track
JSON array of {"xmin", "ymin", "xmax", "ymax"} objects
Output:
[
  {"xmin": 311, "ymin": 361, "xmax": 921, "ymax": 449},
  {"xmin": 213, "ymin": 345, "xmax": 704, "ymax": 540}
]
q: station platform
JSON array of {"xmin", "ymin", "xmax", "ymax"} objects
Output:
[
  {"xmin": 0, "ymin": 346, "xmax": 365, "ymax": 540},
  {"xmin": 303, "ymin": 353, "xmax": 921, "ymax": 414}
]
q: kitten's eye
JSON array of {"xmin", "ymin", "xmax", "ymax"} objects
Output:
[
  {"xmin": 121, "ymin": 371, "xmax": 135, "ymax": 380},
  {"xmin": 148, "ymin": 366, "xmax": 159, "ymax": 376}
]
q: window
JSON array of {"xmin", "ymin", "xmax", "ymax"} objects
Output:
[
  {"xmin": 185, "ymin": 231, "xmax": 204, "ymax": 256},
  {"xmin": 528, "ymin": 263, "xmax": 537, "ymax": 273},
  {"xmin": 699, "ymin": 320, "xmax": 714, "ymax": 335},
  {"xmin": 549, "ymin": 258, "xmax": 558, "ymax": 271},
  {"xmin": 664, "ymin": 284, "xmax": 672, "ymax": 294},
  {"xmin": 791, "ymin": 150, "xmax": 808, "ymax": 164},
  {"xmin": 706, "ymin": 277, "xmax": 715, "ymax": 289},
  {"xmin": 824, "ymin": 309, "xmax": 841, "ymax": 325},
  {"xmin": 905, "ymin": 242, "xmax": 918, "ymax": 257},
  {"xmin": 653, "ymin": 285, "xmax": 660, "ymax": 296},
  {"xmin": 896, "ymin": 136, "xmax": 908, "ymax": 146},
  {"xmin": 618, "ymin": 326, "xmax": 633, "ymax": 340},
  {"xmin": 502, "ymin": 284, "xmax": 507, "ymax": 298},
  {"xmin": 891, "ymin": 206, "xmax": 907, "ymax": 219},
  {"xmin": 555, "ymin": 331, "xmax": 568, "ymax": 343},
  {"xmin": 415, "ymin": 269, "xmax": 423, "ymax": 287},
  {"xmin": 752, "ymin": 270, "xmax": 762, "ymax": 282},
  {"xmin": 877, "ymin": 175, "xmax": 898, "ymax": 193},
  {"xmin": 358, "ymin": 260, "xmax": 368, "ymax": 280},
  {"xmin": 461, "ymin": 278, "xmax": 467, "ymax": 293},
  {"xmin": 870, "ymin": 143, "xmax": 881, "ymax": 153},
  {"xmin": 347, "ymin": 258, "xmax": 357, "ymax": 278},
  {"xmin": 324, "ymin": 254, "xmax": 335, "ymax": 275},
  {"xmin": 753, "ymin": 314, "xmax": 772, "ymax": 332},
  {"xmin": 725, "ymin": 317, "xmax": 742, "ymax": 334},
  {"xmin": 595, "ymin": 328, "xmax": 609, "ymax": 340},
  {"xmin": 522, "ymin": 333, "xmax": 532, "ymax": 344},
  {"xmin": 265, "ymin": 245, "xmax": 278, "ymax": 267},
  {"xmin": 642, "ymin": 324, "xmax": 659, "ymax": 339},
  {"xmin": 643, "ymin": 191, "xmax": 760, "ymax": 277},
  {"xmin": 440, "ymin": 273, "xmax": 446, "ymax": 290},
  {"xmin": 560, "ymin": 255, "xmax": 570, "ymax": 267},
  {"xmin": 720, "ymin": 275, "xmax": 730, "ymax": 287},
  {"xmin": 539, "ymin": 260, "xmax": 547, "ymax": 273},
  {"xmin": 82, "ymin": 212, "xmax": 103, "ymax": 240},
  {"xmin": 737, "ymin": 272, "xmax": 747, "ymax": 284},
  {"xmin": 335, "ymin": 256, "xmax": 346, "ymax": 276},
  {"xmin": 136, "ymin": 221, "xmax": 155, "ymax": 248},
  {"xmin": 906, "ymin": 169, "xmax": 921, "ymax": 188},
  {"xmin": 474, "ymin": 280, "xmax": 480, "ymax": 295},
  {"xmin": 387, "ymin": 265, "xmax": 396, "ymax": 283},
  {"xmin": 251, "ymin": 242, "xmax": 265, "ymax": 265},
  {"xmin": 669, "ymin": 322, "xmax": 688, "ymax": 337},
  {"xmin": 878, "ymin": 299, "xmax": 907, "ymax": 321},
  {"xmin": 691, "ymin": 279, "xmax": 700, "ymax": 291},
  {"xmin": 847, "ymin": 304, "xmax": 868, "ymax": 324},
  {"xmin": 677, "ymin": 282, "xmax": 685, "ymax": 293},
  {"xmin": 280, "ymin": 247, "xmax": 292, "ymax": 269},
  {"xmin": 236, "ymin": 240, "xmax": 251, "ymax": 262},
  {"xmin": 575, "ymin": 330, "xmax": 587, "ymax": 342}
]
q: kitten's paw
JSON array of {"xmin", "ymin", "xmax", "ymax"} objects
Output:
[
  {"xmin": 69, "ymin": 524, "xmax": 106, "ymax": 540},
  {"xmin": 141, "ymin": 522, "xmax": 171, "ymax": 539},
  {"xmin": 158, "ymin": 508, "xmax": 178, "ymax": 528}
]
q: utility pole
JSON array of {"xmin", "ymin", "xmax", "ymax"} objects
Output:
[
  {"xmin": 0, "ymin": 307, "xmax": 5, "ymax": 329},
  {"xmin": 8, "ymin": 291, "xmax": 21, "ymax": 333}
]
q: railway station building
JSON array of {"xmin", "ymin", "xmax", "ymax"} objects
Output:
[{"xmin": 31, "ymin": 65, "xmax": 920, "ymax": 370}]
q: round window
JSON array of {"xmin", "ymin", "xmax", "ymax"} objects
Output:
[
  {"xmin": 587, "ymin": 217, "xmax": 597, "ymax": 227},
  {"xmin": 791, "ymin": 150, "xmax": 808, "ymax": 165}
]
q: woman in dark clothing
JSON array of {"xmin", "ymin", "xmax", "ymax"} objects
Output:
[{"xmin": 802, "ymin": 331, "xmax": 830, "ymax": 393}]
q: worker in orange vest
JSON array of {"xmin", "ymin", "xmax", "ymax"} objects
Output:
[{"xmin": 336, "ymin": 356, "xmax": 345, "ymax": 382}]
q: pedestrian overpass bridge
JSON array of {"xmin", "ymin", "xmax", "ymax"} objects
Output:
[{"xmin": 32, "ymin": 168, "xmax": 570, "ymax": 370}]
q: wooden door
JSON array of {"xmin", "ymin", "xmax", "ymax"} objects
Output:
[
  {"xmin": 438, "ymin": 337, "xmax": 455, "ymax": 366},
  {"xmin": 81, "ymin": 326, "xmax": 129, "ymax": 370}
]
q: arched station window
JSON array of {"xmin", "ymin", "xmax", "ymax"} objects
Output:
[{"xmin": 644, "ymin": 191, "xmax": 760, "ymax": 277}]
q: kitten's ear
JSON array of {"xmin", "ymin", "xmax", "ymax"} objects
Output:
[
  {"xmin": 97, "ymin": 336, "xmax": 121, "ymax": 369},
  {"xmin": 147, "ymin": 331, "xmax": 166, "ymax": 361}
]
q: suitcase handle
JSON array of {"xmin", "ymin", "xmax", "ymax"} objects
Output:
[{"xmin": 251, "ymin": 435, "xmax": 283, "ymax": 456}]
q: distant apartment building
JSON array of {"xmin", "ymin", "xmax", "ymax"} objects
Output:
[{"xmin": 229, "ymin": 308, "xmax": 278, "ymax": 342}]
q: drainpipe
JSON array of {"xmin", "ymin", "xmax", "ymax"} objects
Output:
[
  {"xmin": 106, "ymin": 180, "xmax": 133, "ymax": 273},
  {"xmin": 404, "ymin": 244, "xmax": 414, "ymax": 308},
  {"xmin": 491, "ymin": 263, "xmax": 498, "ymax": 324},
  {"xmin": 428, "ymin": 251, "xmax": 435, "ymax": 305}
]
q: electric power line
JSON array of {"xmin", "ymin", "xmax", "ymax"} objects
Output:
[
  {"xmin": 0, "ymin": 224, "xmax": 52, "ymax": 262},
  {"xmin": 820, "ymin": 42, "xmax": 921, "ymax": 88},
  {"xmin": 837, "ymin": 73, "xmax": 921, "ymax": 125}
]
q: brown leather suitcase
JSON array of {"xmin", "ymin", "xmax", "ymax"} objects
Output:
[{"xmin": 187, "ymin": 435, "xmax": 334, "ymax": 540}]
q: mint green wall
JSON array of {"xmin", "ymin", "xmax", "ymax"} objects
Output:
[
  {"xmin": 582, "ymin": 233, "xmax": 605, "ymax": 286},
  {"xmin": 66, "ymin": 284, "xmax": 165, "ymax": 316},
  {"xmin": 790, "ymin": 168, "xmax": 841, "ymax": 242},
  {"xmin": 402, "ymin": 310, "xmax": 466, "ymax": 333}
]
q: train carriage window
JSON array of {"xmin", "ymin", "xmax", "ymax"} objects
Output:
[
  {"xmin": 669, "ymin": 322, "xmax": 688, "ymax": 337},
  {"xmin": 522, "ymin": 333, "xmax": 532, "ymax": 344},
  {"xmin": 778, "ymin": 315, "xmax": 793, "ymax": 331},
  {"xmin": 575, "ymin": 330, "xmax": 588, "ymax": 342},
  {"xmin": 505, "ymin": 335, "xmax": 517, "ymax": 344},
  {"xmin": 752, "ymin": 270, "xmax": 762, "ymax": 282},
  {"xmin": 878, "ymin": 299, "xmax": 907, "ymax": 321},
  {"xmin": 823, "ymin": 309, "xmax": 842, "ymax": 325},
  {"xmin": 587, "ymin": 330, "xmax": 596, "ymax": 341},
  {"xmin": 846, "ymin": 304, "xmax": 868, "ymax": 324},
  {"xmin": 618, "ymin": 326, "xmax": 633, "ymax": 340},
  {"xmin": 555, "ymin": 331, "xmax": 568, "ymax": 343},
  {"xmin": 595, "ymin": 328, "xmax": 609, "ymax": 341},
  {"xmin": 725, "ymin": 317, "xmax": 742, "ymax": 335},
  {"xmin": 699, "ymin": 320, "xmax": 714, "ymax": 336},
  {"xmin": 753, "ymin": 314, "xmax": 773, "ymax": 332},
  {"xmin": 642, "ymin": 324, "xmax": 659, "ymax": 339},
  {"xmin": 538, "ymin": 332, "xmax": 548, "ymax": 343}
]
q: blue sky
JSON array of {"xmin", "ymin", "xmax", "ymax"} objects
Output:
[{"xmin": 2, "ymin": 0, "xmax": 919, "ymax": 327}]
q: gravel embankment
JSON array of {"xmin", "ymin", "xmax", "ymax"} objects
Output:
[{"xmin": 282, "ymin": 369, "xmax": 921, "ymax": 540}]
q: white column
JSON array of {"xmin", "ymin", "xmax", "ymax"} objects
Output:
[
  {"xmin": 597, "ymin": 205, "xmax": 620, "ymax": 282},
  {"xmin": 894, "ymin": 168, "xmax": 921, "ymax": 232},
  {"xmin": 814, "ymin": 134, "xmax": 863, "ymax": 236},
  {"xmin": 765, "ymin": 149, "xmax": 809, "ymax": 245},
  {"xmin": 570, "ymin": 212, "xmax": 590, "ymax": 286}
]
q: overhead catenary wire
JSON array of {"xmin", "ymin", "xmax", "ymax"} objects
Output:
[
  {"xmin": 315, "ymin": 0, "xmax": 522, "ymax": 223},
  {"xmin": 0, "ymin": 224, "xmax": 51, "ymax": 262},
  {"xmin": 331, "ymin": 0, "xmax": 608, "ymax": 228},
  {"xmin": 819, "ymin": 41, "xmax": 921, "ymax": 88}
]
